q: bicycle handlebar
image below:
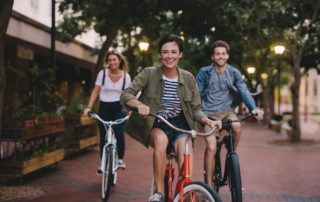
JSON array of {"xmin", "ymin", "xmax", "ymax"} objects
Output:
[
  {"xmin": 220, "ymin": 113, "xmax": 255, "ymax": 130},
  {"xmin": 88, "ymin": 111, "xmax": 129, "ymax": 125},
  {"xmin": 127, "ymin": 105, "xmax": 219, "ymax": 138}
]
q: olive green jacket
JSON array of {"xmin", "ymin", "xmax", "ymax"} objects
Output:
[{"xmin": 120, "ymin": 66, "xmax": 206, "ymax": 147}]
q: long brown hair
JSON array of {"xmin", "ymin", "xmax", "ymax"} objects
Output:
[
  {"xmin": 102, "ymin": 51, "xmax": 129, "ymax": 88},
  {"xmin": 104, "ymin": 51, "xmax": 129, "ymax": 72}
]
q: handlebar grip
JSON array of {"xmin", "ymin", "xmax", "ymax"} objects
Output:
[{"xmin": 88, "ymin": 111, "xmax": 94, "ymax": 117}]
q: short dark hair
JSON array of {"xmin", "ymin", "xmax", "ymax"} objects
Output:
[
  {"xmin": 158, "ymin": 34, "xmax": 183, "ymax": 53},
  {"xmin": 210, "ymin": 40, "xmax": 230, "ymax": 55}
]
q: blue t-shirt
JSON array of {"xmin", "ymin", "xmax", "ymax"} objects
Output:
[{"xmin": 202, "ymin": 70, "xmax": 233, "ymax": 113}]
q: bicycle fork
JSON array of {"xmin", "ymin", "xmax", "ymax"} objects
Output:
[{"xmin": 165, "ymin": 156, "xmax": 175, "ymax": 202}]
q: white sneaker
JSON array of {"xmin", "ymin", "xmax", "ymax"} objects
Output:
[
  {"xmin": 149, "ymin": 192, "xmax": 164, "ymax": 202},
  {"xmin": 117, "ymin": 159, "xmax": 126, "ymax": 169}
]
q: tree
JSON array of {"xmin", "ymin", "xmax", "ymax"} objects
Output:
[
  {"xmin": 276, "ymin": 0, "xmax": 320, "ymax": 142},
  {"xmin": 57, "ymin": 0, "xmax": 162, "ymax": 79},
  {"xmin": 0, "ymin": 0, "xmax": 14, "ymax": 136}
]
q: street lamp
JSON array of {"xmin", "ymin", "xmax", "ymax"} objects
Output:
[
  {"xmin": 247, "ymin": 66, "xmax": 256, "ymax": 86},
  {"xmin": 247, "ymin": 66, "xmax": 256, "ymax": 75},
  {"xmin": 138, "ymin": 41, "xmax": 149, "ymax": 72},
  {"xmin": 138, "ymin": 41, "xmax": 149, "ymax": 52},
  {"xmin": 274, "ymin": 45, "xmax": 285, "ymax": 115}
]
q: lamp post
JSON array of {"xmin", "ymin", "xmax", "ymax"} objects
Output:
[
  {"xmin": 274, "ymin": 45, "xmax": 285, "ymax": 115},
  {"xmin": 138, "ymin": 41, "xmax": 149, "ymax": 72},
  {"xmin": 51, "ymin": 0, "xmax": 56, "ymax": 69}
]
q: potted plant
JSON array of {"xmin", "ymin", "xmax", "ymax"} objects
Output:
[
  {"xmin": 0, "ymin": 63, "xmax": 66, "ymax": 176},
  {"xmin": 64, "ymin": 93, "xmax": 94, "ymax": 126}
]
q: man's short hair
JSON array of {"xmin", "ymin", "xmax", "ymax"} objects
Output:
[
  {"xmin": 158, "ymin": 34, "xmax": 183, "ymax": 53},
  {"xmin": 210, "ymin": 40, "xmax": 230, "ymax": 55}
]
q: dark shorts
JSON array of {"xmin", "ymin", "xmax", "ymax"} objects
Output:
[{"xmin": 152, "ymin": 113, "xmax": 190, "ymax": 144}]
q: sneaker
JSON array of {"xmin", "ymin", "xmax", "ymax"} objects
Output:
[
  {"xmin": 96, "ymin": 167, "xmax": 103, "ymax": 175},
  {"xmin": 117, "ymin": 159, "xmax": 126, "ymax": 169},
  {"xmin": 149, "ymin": 192, "xmax": 164, "ymax": 202}
]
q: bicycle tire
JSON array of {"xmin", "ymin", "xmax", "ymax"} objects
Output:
[
  {"xmin": 102, "ymin": 146, "xmax": 113, "ymax": 201},
  {"xmin": 111, "ymin": 148, "xmax": 118, "ymax": 186},
  {"xmin": 213, "ymin": 173, "xmax": 221, "ymax": 193},
  {"xmin": 173, "ymin": 182, "xmax": 221, "ymax": 202},
  {"xmin": 228, "ymin": 153, "xmax": 242, "ymax": 202}
]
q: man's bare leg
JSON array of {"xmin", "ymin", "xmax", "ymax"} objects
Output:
[{"xmin": 204, "ymin": 134, "xmax": 217, "ymax": 186}]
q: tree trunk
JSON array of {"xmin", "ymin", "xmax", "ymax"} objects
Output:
[
  {"xmin": 94, "ymin": 29, "xmax": 118, "ymax": 80},
  {"xmin": 262, "ymin": 85, "xmax": 271, "ymax": 125},
  {"xmin": 290, "ymin": 47, "xmax": 302, "ymax": 142},
  {"xmin": 0, "ymin": 0, "xmax": 14, "ymax": 136}
]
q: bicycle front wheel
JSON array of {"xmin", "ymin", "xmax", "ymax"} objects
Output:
[
  {"xmin": 228, "ymin": 153, "xmax": 242, "ymax": 202},
  {"xmin": 102, "ymin": 146, "xmax": 113, "ymax": 201},
  {"xmin": 173, "ymin": 182, "xmax": 221, "ymax": 202}
]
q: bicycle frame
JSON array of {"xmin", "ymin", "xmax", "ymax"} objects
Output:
[
  {"xmin": 213, "ymin": 113, "xmax": 255, "ymax": 202},
  {"xmin": 100, "ymin": 126, "xmax": 118, "ymax": 176},
  {"xmin": 215, "ymin": 125, "xmax": 234, "ymax": 188},
  {"xmin": 88, "ymin": 111, "xmax": 129, "ymax": 201},
  {"xmin": 126, "ymin": 105, "xmax": 220, "ymax": 202},
  {"xmin": 166, "ymin": 137, "xmax": 192, "ymax": 202}
]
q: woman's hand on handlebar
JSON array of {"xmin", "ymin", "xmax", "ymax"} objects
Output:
[
  {"xmin": 83, "ymin": 107, "xmax": 91, "ymax": 116},
  {"xmin": 136, "ymin": 103, "xmax": 150, "ymax": 118},
  {"xmin": 125, "ymin": 99, "xmax": 150, "ymax": 118}
]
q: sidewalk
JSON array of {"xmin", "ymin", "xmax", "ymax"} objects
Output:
[{"xmin": 1, "ymin": 120, "xmax": 320, "ymax": 202}]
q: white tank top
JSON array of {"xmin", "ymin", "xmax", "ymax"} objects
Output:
[{"xmin": 95, "ymin": 69, "xmax": 131, "ymax": 102}]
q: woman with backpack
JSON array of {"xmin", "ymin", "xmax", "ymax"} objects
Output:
[{"xmin": 84, "ymin": 51, "xmax": 131, "ymax": 169}]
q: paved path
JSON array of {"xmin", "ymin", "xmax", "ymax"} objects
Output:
[{"xmin": 2, "ymin": 120, "xmax": 320, "ymax": 202}]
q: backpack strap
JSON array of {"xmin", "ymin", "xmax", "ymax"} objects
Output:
[
  {"xmin": 122, "ymin": 72, "xmax": 126, "ymax": 90},
  {"xmin": 102, "ymin": 69, "xmax": 106, "ymax": 86},
  {"xmin": 102, "ymin": 69, "xmax": 126, "ymax": 90}
]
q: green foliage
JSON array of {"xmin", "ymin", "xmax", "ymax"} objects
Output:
[
  {"xmin": 4, "ymin": 63, "xmax": 64, "ymax": 122},
  {"xmin": 28, "ymin": 64, "xmax": 64, "ymax": 114},
  {"xmin": 64, "ymin": 93, "xmax": 86, "ymax": 114}
]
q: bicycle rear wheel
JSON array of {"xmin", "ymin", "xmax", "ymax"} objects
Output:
[
  {"xmin": 228, "ymin": 153, "xmax": 242, "ymax": 202},
  {"xmin": 102, "ymin": 146, "xmax": 114, "ymax": 201},
  {"xmin": 173, "ymin": 182, "xmax": 221, "ymax": 202}
]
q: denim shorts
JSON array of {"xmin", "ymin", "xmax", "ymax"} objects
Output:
[{"xmin": 152, "ymin": 113, "xmax": 191, "ymax": 144}]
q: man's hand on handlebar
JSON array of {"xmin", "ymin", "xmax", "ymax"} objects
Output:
[
  {"xmin": 202, "ymin": 117, "xmax": 222, "ymax": 131},
  {"xmin": 210, "ymin": 120, "xmax": 222, "ymax": 130},
  {"xmin": 252, "ymin": 108, "xmax": 264, "ymax": 120}
]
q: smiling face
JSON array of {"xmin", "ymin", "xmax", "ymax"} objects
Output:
[
  {"xmin": 211, "ymin": 46, "xmax": 229, "ymax": 68},
  {"xmin": 106, "ymin": 54, "xmax": 121, "ymax": 70},
  {"xmin": 160, "ymin": 41, "xmax": 182, "ymax": 70}
]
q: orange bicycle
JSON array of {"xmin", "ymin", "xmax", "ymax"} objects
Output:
[{"xmin": 130, "ymin": 107, "xmax": 222, "ymax": 202}]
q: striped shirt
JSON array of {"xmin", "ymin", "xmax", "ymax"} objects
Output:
[{"xmin": 157, "ymin": 75, "xmax": 182, "ymax": 119}]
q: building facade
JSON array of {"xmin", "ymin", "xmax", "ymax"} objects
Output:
[{"xmin": 4, "ymin": 0, "xmax": 100, "ymax": 117}]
